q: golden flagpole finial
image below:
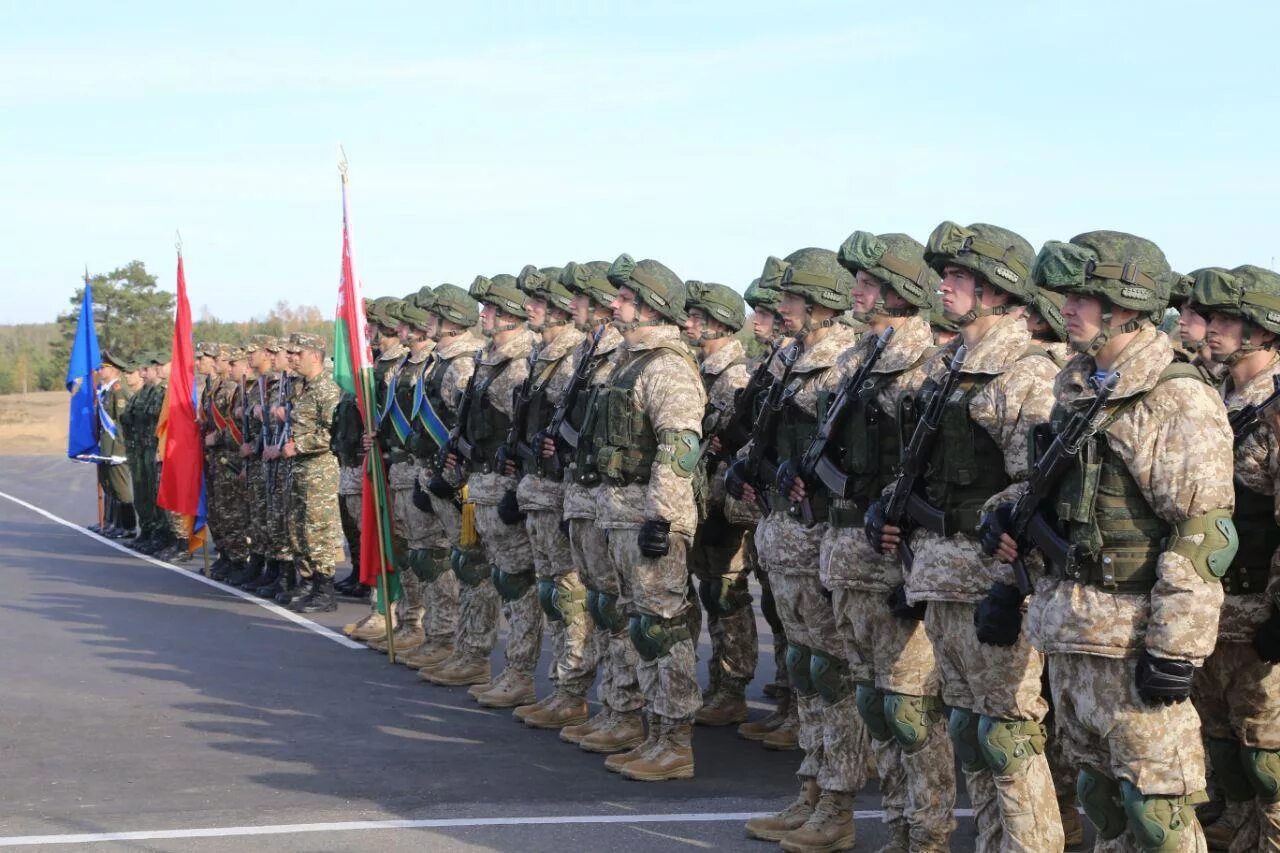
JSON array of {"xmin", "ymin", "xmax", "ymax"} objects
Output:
[
  {"xmin": 175, "ymin": 229, "xmax": 184, "ymax": 255},
  {"xmin": 338, "ymin": 145, "xmax": 350, "ymax": 183}
]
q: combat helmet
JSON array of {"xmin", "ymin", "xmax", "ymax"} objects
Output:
[
  {"xmin": 1029, "ymin": 288, "xmax": 1068, "ymax": 342},
  {"xmin": 560, "ymin": 261, "xmax": 617, "ymax": 308},
  {"xmin": 685, "ymin": 280, "xmax": 745, "ymax": 336},
  {"xmin": 396, "ymin": 289, "xmax": 433, "ymax": 332},
  {"xmin": 428, "ymin": 283, "xmax": 479, "ymax": 329},
  {"xmin": 518, "ymin": 264, "xmax": 573, "ymax": 330},
  {"xmin": 366, "ymin": 296, "xmax": 403, "ymax": 333},
  {"xmin": 924, "ymin": 221, "xmax": 1036, "ymax": 324},
  {"xmin": 1192, "ymin": 264, "xmax": 1280, "ymax": 363},
  {"xmin": 777, "ymin": 248, "xmax": 854, "ymax": 336},
  {"xmin": 470, "ymin": 274, "xmax": 527, "ymax": 319},
  {"xmin": 838, "ymin": 231, "xmax": 938, "ymax": 318},
  {"xmin": 607, "ymin": 254, "xmax": 687, "ymax": 326},
  {"xmin": 1032, "ymin": 230, "xmax": 1171, "ymax": 356},
  {"xmin": 745, "ymin": 269, "xmax": 783, "ymax": 317}
]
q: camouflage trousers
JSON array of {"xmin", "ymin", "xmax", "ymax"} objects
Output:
[
  {"xmin": 288, "ymin": 455, "xmax": 341, "ymax": 580},
  {"xmin": 831, "ymin": 587, "xmax": 955, "ymax": 850},
  {"xmin": 428, "ymin": 489, "xmax": 499, "ymax": 667},
  {"xmin": 607, "ymin": 529, "xmax": 701, "ymax": 723},
  {"xmin": 390, "ymin": 482, "xmax": 457, "ymax": 647},
  {"xmin": 127, "ymin": 449, "xmax": 157, "ymax": 537},
  {"xmin": 526, "ymin": 509, "xmax": 597, "ymax": 697},
  {"xmin": 925, "ymin": 600, "xmax": 1059, "ymax": 853},
  {"xmin": 1050, "ymin": 653, "xmax": 1209, "ymax": 852},
  {"xmin": 756, "ymin": 544, "xmax": 789, "ymax": 689},
  {"xmin": 570, "ymin": 517, "xmax": 642, "ymax": 714},
  {"xmin": 337, "ymin": 464, "xmax": 362, "ymax": 573},
  {"xmin": 209, "ymin": 453, "xmax": 250, "ymax": 562},
  {"xmin": 264, "ymin": 458, "xmax": 293, "ymax": 561},
  {"xmin": 686, "ymin": 515, "xmax": 758, "ymax": 695},
  {"xmin": 245, "ymin": 459, "xmax": 268, "ymax": 556},
  {"xmin": 473, "ymin": 502, "xmax": 543, "ymax": 678}
]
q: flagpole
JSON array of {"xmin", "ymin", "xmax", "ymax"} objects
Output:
[
  {"xmin": 341, "ymin": 154, "xmax": 397, "ymax": 663},
  {"xmin": 86, "ymin": 266, "xmax": 105, "ymax": 531}
]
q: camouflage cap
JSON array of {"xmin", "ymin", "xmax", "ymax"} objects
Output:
[
  {"xmin": 608, "ymin": 254, "xmax": 687, "ymax": 323},
  {"xmin": 246, "ymin": 334, "xmax": 275, "ymax": 353},
  {"xmin": 212, "ymin": 343, "xmax": 232, "ymax": 360},
  {"xmin": 1193, "ymin": 265, "xmax": 1280, "ymax": 336},
  {"xmin": 288, "ymin": 332, "xmax": 327, "ymax": 353},
  {"xmin": 518, "ymin": 265, "xmax": 573, "ymax": 313},
  {"xmin": 262, "ymin": 335, "xmax": 284, "ymax": 353},
  {"xmin": 837, "ymin": 231, "xmax": 938, "ymax": 310},
  {"xmin": 685, "ymin": 280, "xmax": 746, "ymax": 331},
  {"xmin": 779, "ymin": 247, "xmax": 854, "ymax": 311},
  {"xmin": 470, "ymin": 274, "xmax": 527, "ymax": 318},
  {"xmin": 924, "ymin": 221, "xmax": 1036, "ymax": 301},
  {"xmin": 227, "ymin": 346, "xmax": 248, "ymax": 362},
  {"xmin": 427, "ymin": 283, "xmax": 480, "ymax": 328},
  {"xmin": 1033, "ymin": 231, "xmax": 1171, "ymax": 314},
  {"xmin": 560, "ymin": 261, "xmax": 617, "ymax": 308},
  {"xmin": 146, "ymin": 351, "xmax": 168, "ymax": 365}
]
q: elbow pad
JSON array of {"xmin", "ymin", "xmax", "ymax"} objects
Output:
[
  {"xmin": 1168, "ymin": 509, "xmax": 1237, "ymax": 583},
  {"xmin": 655, "ymin": 429, "xmax": 700, "ymax": 478}
]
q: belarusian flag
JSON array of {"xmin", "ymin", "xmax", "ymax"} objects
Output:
[{"xmin": 333, "ymin": 163, "xmax": 400, "ymax": 613}]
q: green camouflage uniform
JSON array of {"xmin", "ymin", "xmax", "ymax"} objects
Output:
[{"xmin": 288, "ymin": 367, "xmax": 342, "ymax": 580}]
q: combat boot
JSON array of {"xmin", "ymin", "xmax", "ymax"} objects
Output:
[
  {"xmin": 762, "ymin": 699, "xmax": 801, "ymax": 751},
  {"xmin": 367, "ymin": 622, "xmax": 425, "ymax": 654},
  {"xmin": 603, "ymin": 713, "xmax": 658, "ymax": 771},
  {"xmin": 467, "ymin": 680, "xmax": 495, "ymax": 698},
  {"xmin": 513, "ymin": 692, "xmax": 555, "ymax": 723},
  {"xmin": 875, "ymin": 820, "xmax": 910, "ymax": 853},
  {"xmin": 522, "ymin": 691, "xmax": 589, "ymax": 730},
  {"xmin": 745, "ymin": 778, "xmax": 820, "ymax": 842},
  {"xmin": 560, "ymin": 708, "xmax": 612, "ymax": 745},
  {"xmin": 620, "ymin": 718, "xmax": 694, "ymax": 781},
  {"xmin": 236, "ymin": 554, "xmax": 270, "ymax": 590},
  {"xmin": 695, "ymin": 685, "xmax": 748, "ymax": 726},
  {"xmin": 474, "ymin": 671, "xmax": 536, "ymax": 708},
  {"xmin": 252, "ymin": 559, "xmax": 282, "ymax": 597},
  {"xmin": 738, "ymin": 691, "xmax": 792, "ymax": 741},
  {"xmin": 420, "ymin": 656, "xmax": 490, "ymax": 686},
  {"xmin": 228, "ymin": 559, "xmax": 260, "ymax": 587},
  {"xmin": 1058, "ymin": 794, "xmax": 1084, "ymax": 848},
  {"xmin": 274, "ymin": 565, "xmax": 303, "ymax": 607},
  {"xmin": 291, "ymin": 577, "xmax": 337, "ymax": 613},
  {"xmin": 170, "ymin": 539, "xmax": 193, "ymax": 563},
  {"xmin": 347, "ymin": 611, "xmax": 396, "ymax": 641},
  {"xmin": 334, "ymin": 568, "xmax": 361, "ymax": 595},
  {"xmin": 779, "ymin": 790, "xmax": 855, "ymax": 852},
  {"xmin": 208, "ymin": 555, "xmax": 233, "ymax": 581},
  {"xmin": 1203, "ymin": 799, "xmax": 1253, "ymax": 850},
  {"xmin": 400, "ymin": 643, "xmax": 453, "ymax": 671}
]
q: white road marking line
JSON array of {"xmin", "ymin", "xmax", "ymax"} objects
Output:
[
  {"xmin": 0, "ymin": 810, "xmax": 979, "ymax": 846},
  {"xmin": 0, "ymin": 489, "xmax": 364, "ymax": 649}
]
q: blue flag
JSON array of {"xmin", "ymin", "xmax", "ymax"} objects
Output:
[{"xmin": 66, "ymin": 278, "xmax": 101, "ymax": 460}]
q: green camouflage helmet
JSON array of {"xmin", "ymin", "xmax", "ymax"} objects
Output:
[
  {"xmin": 428, "ymin": 283, "xmax": 479, "ymax": 328},
  {"xmin": 470, "ymin": 273, "xmax": 527, "ymax": 318},
  {"xmin": 779, "ymin": 247, "xmax": 854, "ymax": 312},
  {"xmin": 560, "ymin": 260, "xmax": 617, "ymax": 308},
  {"xmin": 1193, "ymin": 265, "xmax": 1280, "ymax": 337},
  {"xmin": 837, "ymin": 231, "xmax": 938, "ymax": 311},
  {"xmin": 397, "ymin": 290, "xmax": 433, "ymax": 331},
  {"xmin": 924, "ymin": 221, "xmax": 1036, "ymax": 302},
  {"xmin": 366, "ymin": 296, "xmax": 401, "ymax": 331},
  {"xmin": 744, "ymin": 275, "xmax": 782, "ymax": 314},
  {"xmin": 1165, "ymin": 271, "xmax": 1195, "ymax": 308},
  {"xmin": 413, "ymin": 284, "xmax": 435, "ymax": 310},
  {"xmin": 1029, "ymin": 288, "xmax": 1068, "ymax": 341},
  {"xmin": 607, "ymin": 254, "xmax": 687, "ymax": 323},
  {"xmin": 518, "ymin": 264, "xmax": 574, "ymax": 313},
  {"xmin": 685, "ymin": 280, "xmax": 746, "ymax": 331}
]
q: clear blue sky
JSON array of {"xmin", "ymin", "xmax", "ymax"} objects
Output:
[{"xmin": 3, "ymin": 1, "xmax": 1276, "ymax": 324}]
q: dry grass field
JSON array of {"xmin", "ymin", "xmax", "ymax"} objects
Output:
[{"xmin": 0, "ymin": 390, "xmax": 69, "ymax": 455}]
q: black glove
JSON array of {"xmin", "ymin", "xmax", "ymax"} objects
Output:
[
  {"xmin": 724, "ymin": 459, "xmax": 751, "ymax": 500},
  {"xmin": 1254, "ymin": 607, "xmax": 1280, "ymax": 664},
  {"xmin": 559, "ymin": 517, "xmax": 571, "ymax": 537},
  {"xmin": 639, "ymin": 519, "xmax": 671, "ymax": 558},
  {"xmin": 974, "ymin": 582, "xmax": 1024, "ymax": 646},
  {"xmin": 497, "ymin": 489, "xmax": 525, "ymax": 525},
  {"xmin": 978, "ymin": 502, "xmax": 1015, "ymax": 558},
  {"xmin": 886, "ymin": 583, "xmax": 926, "ymax": 621},
  {"xmin": 865, "ymin": 498, "xmax": 890, "ymax": 553},
  {"xmin": 1134, "ymin": 649, "xmax": 1195, "ymax": 705},
  {"xmin": 774, "ymin": 458, "xmax": 803, "ymax": 497},
  {"xmin": 412, "ymin": 480, "xmax": 435, "ymax": 514},
  {"xmin": 426, "ymin": 472, "xmax": 456, "ymax": 499}
]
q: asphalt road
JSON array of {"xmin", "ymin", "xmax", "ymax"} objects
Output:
[{"xmin": 0, "ymin": 455, "xmax": 987, "ymax": 851}]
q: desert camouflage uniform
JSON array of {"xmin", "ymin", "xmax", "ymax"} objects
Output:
[
  {"xmin": 1191, "ymin": 357, "xmax": 1280, "ymax": 851},
  {"xmin": 517, "ymin": 324, "xmax": 598, "ymax": 699},
  {"xmin": 686, "ymin": 336, "xmax": 758, "ymax": 706},
  {"xmin": 1025, "ymin": 326, "xmax": 1233, "ymax": 852},
  {"xmin": 596, "ymin": 325, "xmax": 706, "ymax": 724},
  {"xmin": 754, "ymin": 322, "xmax": 873, "ymax": 799},
  {"xmin": 818, "ymin": 314, "xmax": 956, "ymax": 850},
  {"xmin": 899, "ymin": 314, "xmax": 1059, "ymax": 852},
  {"xmin": 288, "ymin": 368, "xmax": 342, "ymax": 580}
]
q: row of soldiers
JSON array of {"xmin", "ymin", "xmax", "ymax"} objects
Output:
[{"xmin": 96, "ymin": 223, "xmax": 1280, "ymax": 852}]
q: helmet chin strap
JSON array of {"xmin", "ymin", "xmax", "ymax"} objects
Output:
[
  {"xmin": 948, "ymin": 281, "xmax": 1012, "ymax": 327},
  {"xmin": 795, "ymin": 305, "xmax": 837, "ymax": 336},
  {"xmin": 1212, "ymin": 322, "xmax": 1267, "ymax": 365},
  {"xmin": 1073, "ymin": 302, "xmax": 1143, "ymax": 356}
]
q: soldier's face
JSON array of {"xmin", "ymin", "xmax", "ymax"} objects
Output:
[
  {"xmin": 778, "ymin": 293, "xmax": 809, "ymax": 333},
  {"xmin": 611, "ymin": 287, "xmax": 640, "ymax": 324},
  {"xmin": 426, "ymin": 314, "xmax": 441, "ymax": 339},
  {"xmin": 1179, "ymin": 304, "xmax": 1209, "ymax": 344},
  {"xmin": 158, "ymin": 362, "xmax": 171, "ymax": 379},
  {"xmin": 683, "ymin": 308, "xmax": 707, "ymax": 343},
  {"xmin": 299, "ymin": 348, "xmax": 322, "ymax": 373},
  {"xmin": 751, "ymin": 309, "xmax": 777, "ymax": 342},
  {"xmin": 525, "ymin": 297, "xmax": 547, "ymax": 328},
  {"xmin": 274, "ymin": 351, "xmax": 290, "ymax": 371},
  {"xmin": 480, "ymin": 303, "xmax": 498, "ymax": 334},
  {"xmin": 1025, "ymin": 310, "xmax": 1051, "ymax": 339},
  {"xmin": 939, "ymin": 266, "xmax": 978, "ymax": 317},
  {"xmin": 570, "ymin": 292, "xmax": 591, "ymax": 326},
  {"xmin": 1062, "ymin": 294, "xmax": 1104, "ymax": 346},
  {"xmin": 196, "ymin": 355, "xmax": 214, "ymax": 375},
  {"xmin": 1206, "ymin": 312, "xmax": 1250, "ymax": 360}
]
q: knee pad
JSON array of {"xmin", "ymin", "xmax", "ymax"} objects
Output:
[
  {"xmin": 628, "ymin": 612, "xmax": 691, "ymax": 662},
  {"xmin": 947, "ymin": 707, "xmax": 986, "ymax": 772},
  {"xmin": 408, "ymin": 547, "xmax": 449, "ymax": 582},
  {"xmin": 1120, "ymin": 780, "xmax": 1203, "ymax": 852},
  {"xmin": 491, "ymin": 568, "xmax": 535, "ymax": 602},
  {"xmin": 697, "ymin": 575, "xmax": 752, "ymax": 619},
  {"xmin": 884, "ymin": 692, "xmax": 944, "ymax": 752},
  {"xmin": 450, "ymin": 546, "xmax": 489, "ymax": 587},
  {"xmin": 785, "ymin": 643, "xmax": 816, "ymax": 697},
  {"xmin": 540, "ymin": 575, "xmax": 586, "ymax": 623},
  {"xmin": 538, "ymin": 578, "xmax": 560, "ymax": 622},
  {"xmin": 977, "ymin": 716, "xmax": 1046, "ymax": 777},
  {"xmin": 854, "ymin": 683, "xmax": 893, "ymax": 742},
  {"xmin": 587, "ymin": 589, "xmax": 626, "ymax": 632},
  {"xmin": 809, "ymin": 648, "xmax": 853, "ymax": 704},
  {"xmin": 1245, "ymin": 746, "xmax": 1280, "ymax": 803},
  {"xmin": 1206, "ymin": 737, "xmax": 1256, "ymax": 802},
  {"xmin": 1077, "ymin": 766, "xmax": 1126, "ymax": 841}
]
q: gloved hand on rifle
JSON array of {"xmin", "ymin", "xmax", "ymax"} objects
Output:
[
  {"xmin": 497, "ymin": 489, "xmax": 525, "ymax": 525},
  {"xmin": 886, "ymin": 583, "xmax": 926, "ymax": 621},
  {"xmin": 974, "ymin": 582, "xmax": 1024, "ymax": 646},
  {"xmin": 1134, "ymin": 649, "xmax": 1195, "ymax": 706},
  {"xmin": 639, "ymin": 519, "xmax": 671, "ymax": 558}
]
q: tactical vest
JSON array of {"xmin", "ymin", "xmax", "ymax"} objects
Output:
[
  {"xmin": 330, "ymin": 393, "xmax": 364, "ymax": 467},
  {"xmin": 594, "ymin": 345, "xmax": 689, "ymax": 485},
  {"xmin": 422, "ymin": 355, "xmax": 459, "ymax": 432},
  {"xmin": 524, "ymin": 353, "xmax": 570, "ymax": 478},
  {"xmin": 767, "ymin": 391, "xmax": 820, "ymax": 515},
  {"xmin": 821, "ymin": 374, "xmax": 900, "ymax": 526},
  {"xmin": 570, "ymin": 382, "xmax": 605, "ymax": 487},
  {"xmin": 465, "ymin": 357, "xmax": 516, "ymax": 473},
  {"xmin": 1228, "ymin": 478, "xmax": 1279, "ymax": 595}
]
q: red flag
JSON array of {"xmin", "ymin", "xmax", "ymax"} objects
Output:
[{"xmin": 156, "ymin": 253, "xmax": 203, "ymax": 517}]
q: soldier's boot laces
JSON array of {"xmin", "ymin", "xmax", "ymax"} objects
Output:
[
  {"xmin": 475, "ymin": 670, "xmax": 536, "ymax": 709},
  {"xmin": 761, "ymin": 698, "xmax": 801, "ymax": 751},
  {"xmin": 273, "ymin": 563, "xmax": 301, "ymax": 606},
  {"xmin": 560, "ymin": 708, "xmax": 612, "ymax": 745},
  {"xmin": 292, "ymin": 578, "xmax": 337, "ymax": 613},
  {"xmin": 584, "ymin": 710, "xmax": 646, "ymax": 755},
  {"xmin": 401, "ymin": 643, "xmax": 453, "ymax": 671},
  {"xmin": 368, "ymin": 622, "xmax": 425, "ymax": 653},
  {"xmin": 619, "ymin": 719, "xmax": 694, "ymax": 782},
  {"xmin": 603, "ymin": 714, "xmax": 658, "ymax": 769},
  {"xmin": 745, "ymin": 778, "xmax": 820, "ymax": 841},
  {"xmin": 522, "ymin": 691, "xmax": 589, "ymax": 730},
  {"xmin": 513, "ymin": 692, "xmax": 555, "ymax": 722},
  {"xmin": 695, "ymin": 684, "xmax": 748, "ymax": 726},
  {"xmin": 779, "ymin": 789, "xmax": 855, "ymax": 853},
  {"xmin": 1202, "ymin": 799, "xmax": 1254, "ymax": 851},
  {"xmin": 422, "ymin": 656, "xmax": 490, "ymax": 687},
  {"xmin": 738, "ymin": 694, "xmax": 790, "ymax": 741},
  {"xmin": 346, "ymin": 612, "xmax": 395, "ymax": 641}
]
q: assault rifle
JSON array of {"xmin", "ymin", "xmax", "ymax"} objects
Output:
[
  {"xmin": 548, "ymin": 323, "xmax": 605, "ymax": 477},
  {"xmin": 278, "ymin": 372, "xmax": 294, "ymax": 506},
  {"xmin": 429, "ymin": 349, "xmax": 483, "ymax": 498},
  {"xmin": 881, "ymin": 343, "xmax": 968, "ymax": 570},
  {"xmin": 697, "ymin": 339, "xmax": 780, "ymax": 466},
  {"xmin": 1229, "ymin": 373, "xmax": 1280, "ymax": 446},
  {"xmin": 784, "ymin": 326, "xmax": 894, "ymax": 525},
  {"xmin": 987, "ymin": 370, "xmax": 1120, "ymax": 594},
  {"xmin": 497, "ymin": 347, "xmax": 541, "ymax": 474},
  {"xmin": 725, "ymin": 342, "xmax": 801, "ymax": 515}
]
